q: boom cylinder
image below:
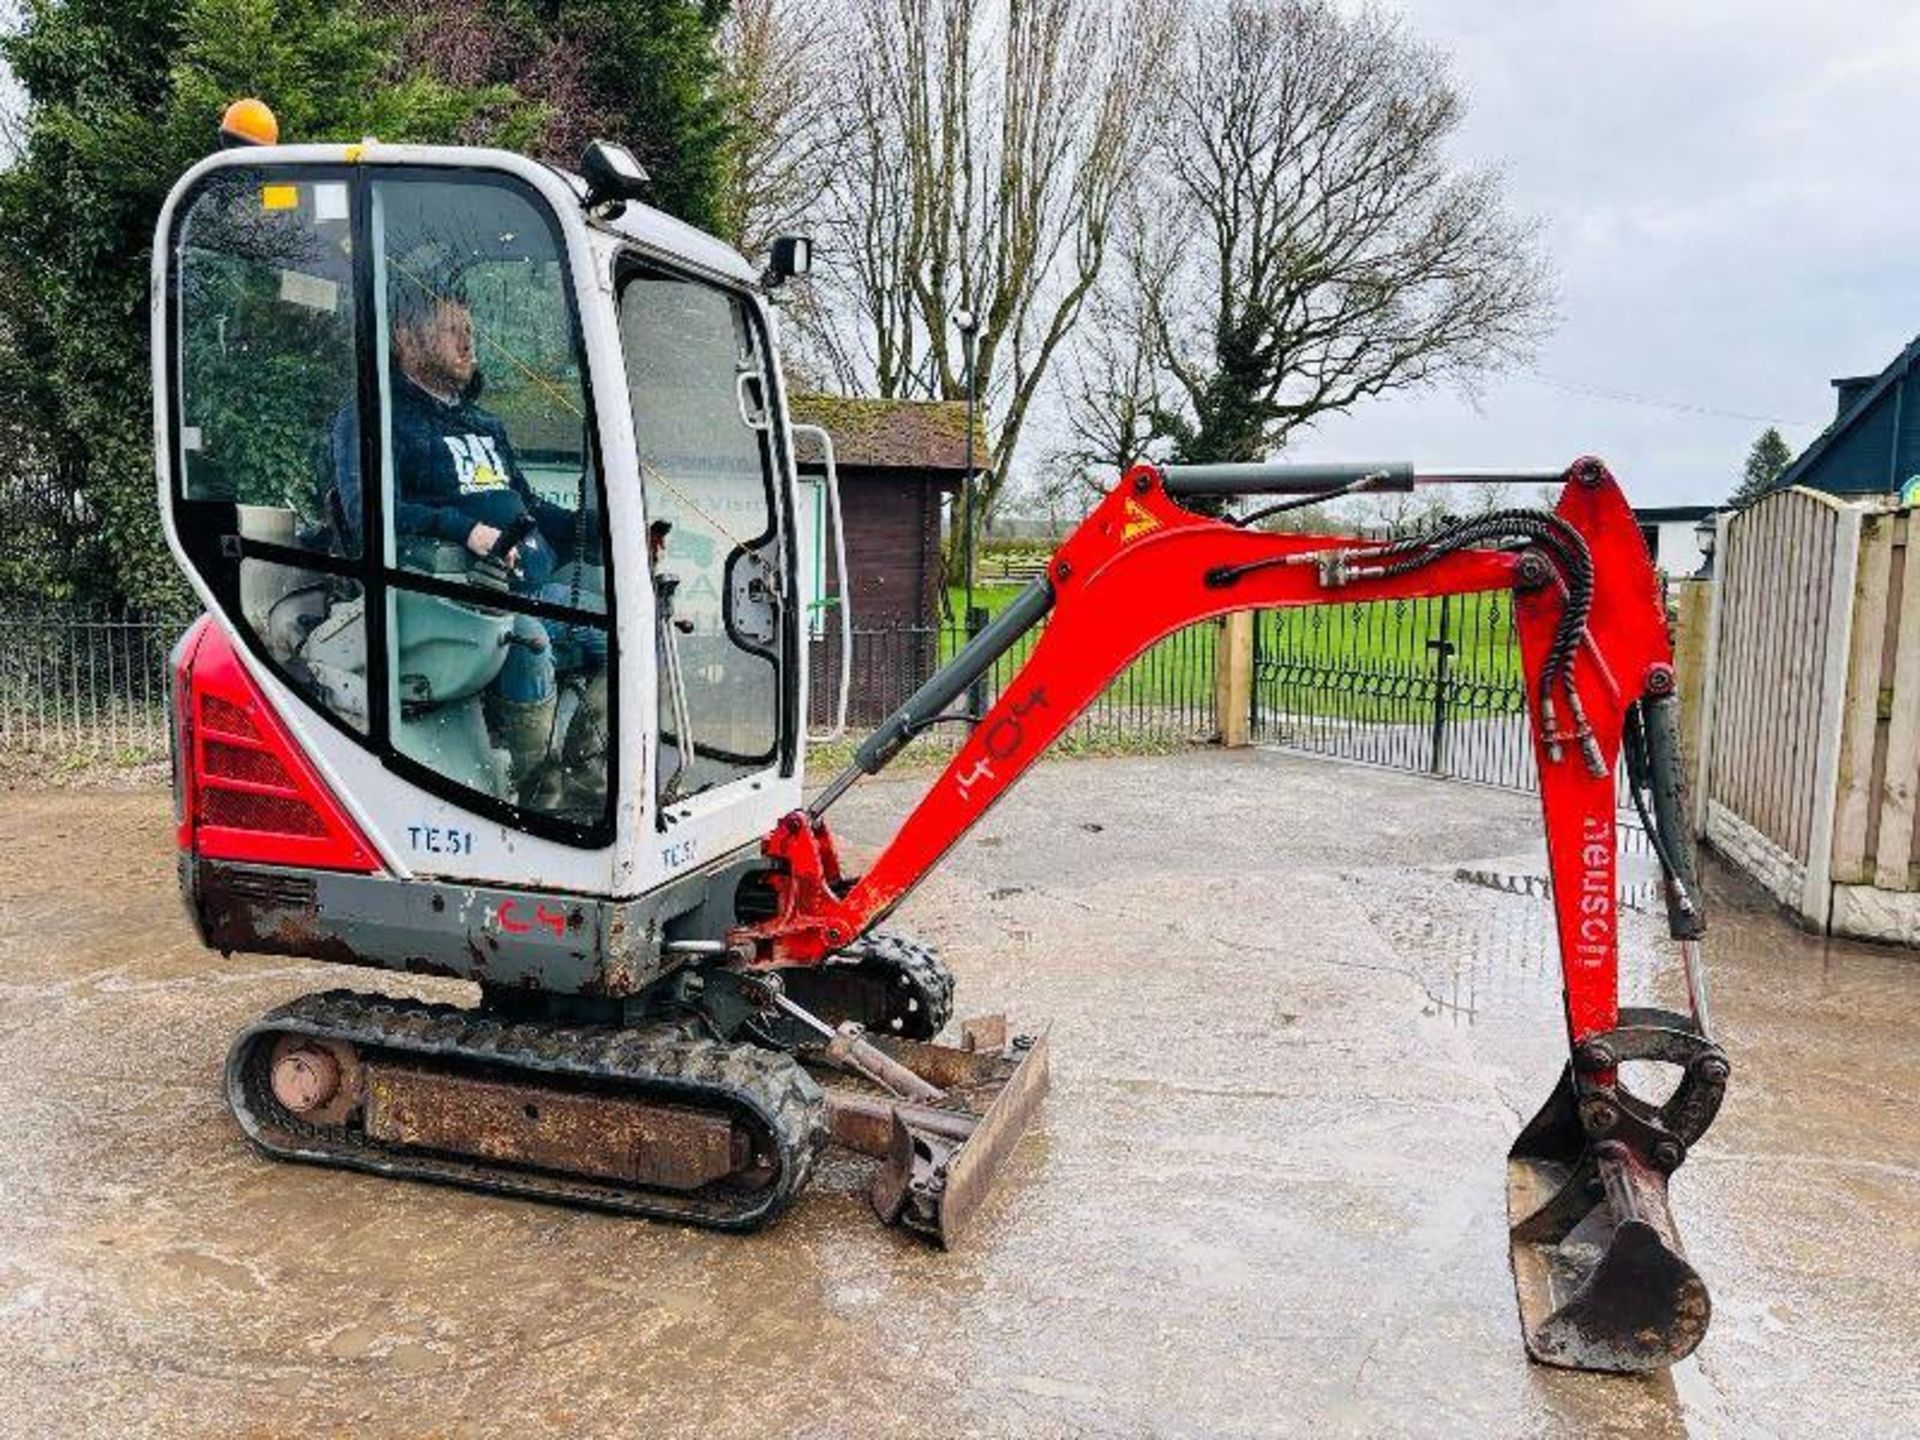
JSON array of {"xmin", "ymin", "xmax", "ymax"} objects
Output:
[
  {"xmin": 1158, "ymin": 462, "xmax": 1572, "ymax": 497},
  {"xmin": 809, "ymin": 579, "xmax": 1055, "ymax": 816},
  {"xmin": 1159, "ymin": 462, "xmax": 1414, "ymax": 496}
]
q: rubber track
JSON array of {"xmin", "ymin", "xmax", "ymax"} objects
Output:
[
  {"xmin": 774, "ymin": 930, "xmax": 955, "ymax": 1044},
  {"xmin": 227, "ymin": 990, "xmax": 827, "ymax": 1231}
]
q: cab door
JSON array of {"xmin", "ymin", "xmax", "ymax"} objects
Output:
[{"xmin": 617, "ymin": 263, "xmax": 799, "ymax": 870}]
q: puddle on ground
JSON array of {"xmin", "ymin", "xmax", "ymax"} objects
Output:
[{"xmin": 1345, "ymin": 838, "xmax": 1681, "ymax": 1027}]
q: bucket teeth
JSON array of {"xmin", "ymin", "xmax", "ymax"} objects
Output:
[{"xmin": 1506, "ymin": 1063, "xmax": 1712, "ymax": 1372}]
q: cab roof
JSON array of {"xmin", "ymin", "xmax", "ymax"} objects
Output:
[
  {"xmin": 555, "ymin": 170, "xmax": 761, "ymax": 289},
  {"xmin": 165, "ymin": 141, "xmax": 763, "ymax": 291}
]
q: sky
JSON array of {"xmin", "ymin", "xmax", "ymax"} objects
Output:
[
  {"xmin": 1282, "ymin": 0, "xmax": 1920, "ymax": 507},
  {"xmin": 3, "ymin": 1, "xmax": 1916, "ymax": 510}
]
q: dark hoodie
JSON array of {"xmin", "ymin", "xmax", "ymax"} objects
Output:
[{"xmin": 334, "ymin": 373, "xmax": 576, "ymax": 588}]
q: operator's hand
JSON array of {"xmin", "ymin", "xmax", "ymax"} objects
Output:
[{"xmin": 466, "ymin": 523, "xmax": 520, "ymax": 571}]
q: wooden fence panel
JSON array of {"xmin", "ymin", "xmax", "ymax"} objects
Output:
[
  {"xmin": 1832, "ymin": 512, "xmax": 1895, "ymax": 883},
  {"xmin": 1703, "ymin": 489, "xmax": 1920, "ymax": 936},
  {"xmin": 1706, "ymin": 489, "xmax": 1845, "ymax": 870},
  {"xmin": 1877, "ymin": 520, "xmax": 1920, "ymax": 891}
]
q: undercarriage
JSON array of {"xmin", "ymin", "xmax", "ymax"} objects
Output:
[{"xmin": 224, "ymin": 933, "xmax": 1043, "ymax": 1245}]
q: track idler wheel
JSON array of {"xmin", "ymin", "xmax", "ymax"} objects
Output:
[
  {"xmin": 1506, "ymin": 1007, "xmax": 1729, "ymax": 1372},
  {"xmin": 762, "ymin": 931, "xmax": 955, "ymax": 1046},
  {"xmin": 267, "ymin": 1034, "xmax": 362, "ymax": 1126}
]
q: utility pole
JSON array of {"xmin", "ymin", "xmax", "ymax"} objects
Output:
[{"xmin": 955, "ymin": 308, "xmax": 981, "ymax": 617}]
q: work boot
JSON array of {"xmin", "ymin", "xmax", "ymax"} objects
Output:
[
  {"xmin": 491, "ymin": 692, "xmax": 564, "ymax": 810},
  {"xmin": 560, "ymin": 674, "xmax": 610, "ymax": 812}
]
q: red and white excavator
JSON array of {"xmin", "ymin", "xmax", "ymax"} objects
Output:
[{"xmin": 154, "ymin": 105, "xmax": 1726, "ymax": 1373}]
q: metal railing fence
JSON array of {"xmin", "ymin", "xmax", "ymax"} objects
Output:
[
  {"xmin": 1, "ymin": 605, "xmax": 1221, "ymax": 775},
  {"xmin": 1250, "ymin": 591, "xmax": 1539, "ymax": 791},
  {"xmin": 0, "ymin": 606, "xmax": 192, "ymax": 766},
  {"xmin": 809, "ymin": 617, "xmax": 1220, "ymax": 750}
]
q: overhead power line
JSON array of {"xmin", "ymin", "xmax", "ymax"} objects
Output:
[{"xmin": 1521, "ymin": 372, "xmax": 1818, "ymax": 428}]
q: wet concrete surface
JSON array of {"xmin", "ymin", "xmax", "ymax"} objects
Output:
[{"xmin": 0, "ymin": 748, "xmax": 1916, "ymax": 1437}]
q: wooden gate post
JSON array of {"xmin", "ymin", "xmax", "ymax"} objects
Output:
[
  {"xmin": 1802, "ymin": 505, "xmax": 1863, "ymax": 929},
  {"xmin": 1215, "ymin": 611, "xmax": 1254, "ymax": 748}
]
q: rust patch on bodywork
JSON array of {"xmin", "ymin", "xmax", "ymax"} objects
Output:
[{"xmin": 363, "ymin": 1062, "xmax": 750, "ymax": 1191}]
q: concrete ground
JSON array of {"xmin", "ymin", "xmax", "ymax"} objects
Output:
[{"xmin": 0, "ymin": 749, "xmax": 1915, "ymax": 1438}]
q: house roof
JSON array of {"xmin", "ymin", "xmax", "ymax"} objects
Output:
[
  {"xmin": 789, "ymin": 394, "xmax": 991, "ymax": 475},
  {"xmin": 1776, "ymin": 333, "xmax": 1920, "ymax": 490}
]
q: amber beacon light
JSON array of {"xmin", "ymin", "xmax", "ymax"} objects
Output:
[{"xmin": 219, "ymin": 98, "xmax": 280, "ymax": 148}]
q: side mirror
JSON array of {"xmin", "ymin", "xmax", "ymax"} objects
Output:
[
  {"xmin": 764, "ymin": 235, "xmax": 813, "ymax": 289},
  {"xmin": 580, "ymin": 141, "xmax": 650, "ymax": 216}
]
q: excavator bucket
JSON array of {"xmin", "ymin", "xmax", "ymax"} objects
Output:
[
  {"xmin": 1505, "ymin": 1006, "xmax": 1727, "ymax": 1371},
  {"xmin": 810, "ymin": 1016, "xmax": 1049, "ymax": 1247}
]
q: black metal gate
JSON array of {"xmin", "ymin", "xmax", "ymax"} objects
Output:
[{"xmin": 1249, "ymin": 592, "xmax": 1540, "ymax": 792}]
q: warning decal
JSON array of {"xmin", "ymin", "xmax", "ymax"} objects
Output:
[{"xmin": 1121, "ymin": 497, "xmax": 1161, "ymax": 544}]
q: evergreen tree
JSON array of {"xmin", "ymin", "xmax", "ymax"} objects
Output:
[
  {"xmin": 387, "ymin": 0, "xmax": 736, "ymax": 234},
  {"xmin": 560, "ymin": 0, "xmax": 734, "ymax": 233},
  {"xmin": 1730, "ymin": 426, "xmax": 1794, "ymax": 509},
  {"xmin": 0, "ymin": 0, "xmax": 537, "ymax": 605}
]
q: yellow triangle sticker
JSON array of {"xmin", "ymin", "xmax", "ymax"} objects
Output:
[{"xmin": 1121, "ymin": 497, "xmax": 1161, "ymax": 544}]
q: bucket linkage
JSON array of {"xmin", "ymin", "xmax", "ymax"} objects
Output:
[{"xmin": 1507, "ymin": 1006, "xmax": 1729, "ymax": 1371}]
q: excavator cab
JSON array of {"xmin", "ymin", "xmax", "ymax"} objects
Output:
[
  {"xmin": 161, "ymin": 143, "xmax": 801, "ymax": 871},
  {"xmin": 158, "ymin": 124, "xmax": 1039, "ymax": 1246}
]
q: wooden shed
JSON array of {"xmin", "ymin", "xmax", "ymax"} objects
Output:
[
  {"xmin": 790, "ymin": 394, "xmax": 989, "ymax": 724},
  {"xmin": 790, "ymin": 394, "xmax": 987, "ymax": 626}
]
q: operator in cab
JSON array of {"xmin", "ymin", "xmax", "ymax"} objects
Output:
[
  {"xmin": 338, "ymin": 271, "xmax": 605, "ymax": 808},
  {"xmin": 383, "ymin": 280, "xmax": 572, "ymax": 582}
]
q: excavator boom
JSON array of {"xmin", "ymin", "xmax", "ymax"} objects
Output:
[{"xmin": 739, "ymin": 456, "xmax": 1728, "ymax": 1372}]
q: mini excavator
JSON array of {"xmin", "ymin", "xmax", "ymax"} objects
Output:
[{"xmin": 154, "ymin": 106, "xmax": 1727, "ymax": 1373}]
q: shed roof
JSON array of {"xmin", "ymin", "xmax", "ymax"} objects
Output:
[{"xmin": 789, "ymin": 394, "xmax": 991, "ymax": 474}]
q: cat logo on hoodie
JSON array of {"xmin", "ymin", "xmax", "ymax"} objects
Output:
[{"xmin": 445, "ymin": 434, "xmax": 510, "ymax": 493}]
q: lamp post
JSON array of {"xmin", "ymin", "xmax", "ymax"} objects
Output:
[
  {"xmin": 954, "ymin": 308, "xmax": 981, "ymax": 624},
  {"xmin": 1693, "ymin": 511, "xmax": 1719, "ymax": 579},
  {"xmin": 954, "ymin": 308, "xmax": 988, "ymax": 721}
]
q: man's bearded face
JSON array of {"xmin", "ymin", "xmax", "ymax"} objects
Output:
[{"xmin": 397, "ymin": 299, "xmax": 475, "ymax": 396}]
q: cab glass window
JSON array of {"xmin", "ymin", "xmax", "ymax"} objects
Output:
[
  {"xmin": 370, "ymin": 177, "xmax": 604, "ymax": 605},
  {"xmin": 176, "ymin": 170, "xmax": 360, "ymax": 556},
  {"xmin": 371, "ymin": 175, "xmax": 610, "ymax": 832},
  {"xmin": 620, "ymin": 273, "xmax": 784, "ymax": 803}
]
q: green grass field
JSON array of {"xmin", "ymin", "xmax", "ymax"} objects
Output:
[
  {"xmin": 938, "ymin": 583, "xmax": 1219, "ymax": 717},
  {"xmin": 927, "ymin": 582, "xmax": 1525, "ymax": 729}
]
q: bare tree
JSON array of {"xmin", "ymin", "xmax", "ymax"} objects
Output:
[
  {"xmin": 1075, "ymin": 0, "xmax": 1551, "ymax": 469},
  {"xmin": 0, "ymin": 0, "xmax": 23, "ymax": 163},
  {"xmin": 717, "ymin": 0, "xmax": 846, "ymax": 260},
  {"xmin": 1049, "ymin": 213, "xmax": 1182, "ymax": 487},
  {"xmin": 802, "ymin": 0, "xmax": 1180, "ymax": 519}
]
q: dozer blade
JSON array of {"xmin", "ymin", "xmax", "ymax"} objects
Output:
[
  {"xmin": 811, "ymin": 1016, "xmax": 1049, "ymax": 1248},
  {"xmin": 1506, "ymin": 1065, "xmax": 1711, "ymax": 1372}
]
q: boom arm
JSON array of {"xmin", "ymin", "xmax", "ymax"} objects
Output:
[{"xmin": 738, "ymin": 457, "xmax": 1678, "ymax": 1049}]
